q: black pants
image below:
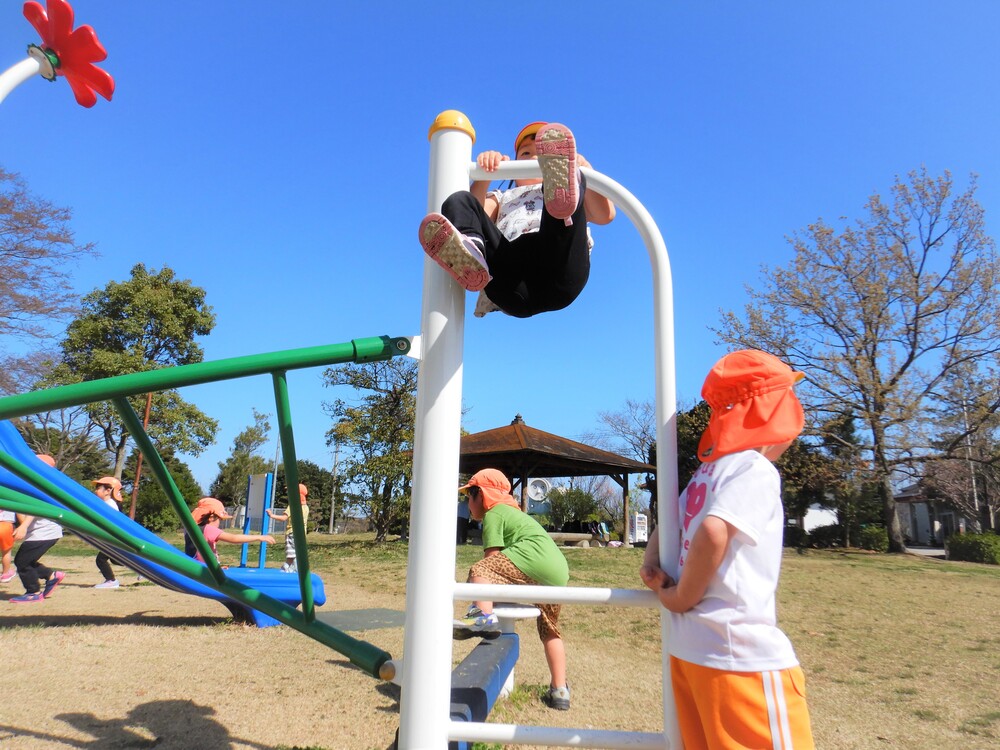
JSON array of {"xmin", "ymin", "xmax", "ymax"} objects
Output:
[
  {"xmin": 14, "ymin": 539, "xmax": 58, "ymax": 594},
  {"xmin": 457, "ymin": 516, "xmax": 469, "ymax": 544},
  {"xmin": 440, "ymin": 175, "xmax": 590, "ymax": 318},
  {"xmin": 96, "ymin": 551, "xmax": 116, "ymax": 581}
]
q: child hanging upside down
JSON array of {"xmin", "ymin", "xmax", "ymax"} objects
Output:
[{"xmin": 419, "ymin": 122, "xmax": 615, "ymax": 318}]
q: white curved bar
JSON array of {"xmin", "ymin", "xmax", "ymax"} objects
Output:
[
  {"xmin": 0, "ymin": 57, "xmax": 41, "ymax": 107},
  {"xmin": 456, "ymin": 582, "xmax": 658, "ymax": 608},
  {"xmin": 472, "ymin": 156, "xmax": 681, "ymax": 749},
  {"xmin": 449, "ymin": 721, "xmax": 668, "ymax": 749}
]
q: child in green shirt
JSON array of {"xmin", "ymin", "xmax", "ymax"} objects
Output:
[{"xmin": 454, "ymin": 468, "xmax": 572, "ymax": 710}]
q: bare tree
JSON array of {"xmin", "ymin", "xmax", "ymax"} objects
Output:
[
  {"xmin": 0, "ymin": 168, "xmax": 96, "ymax": 346},
  {"xmin": 584, "ymin": 398, "xmax": 655, "ymax": 462},
  {"xmin": 716, "ymin": 169, "xmax": 1000, "ymax": 552}
]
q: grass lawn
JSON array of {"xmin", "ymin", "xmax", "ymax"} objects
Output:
[{"xmin": 3, "ymin": 532, "xmax": 998, "ymax": 749}]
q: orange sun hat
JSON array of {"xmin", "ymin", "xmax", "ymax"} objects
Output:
[
  {"xmin": 92, "ymin": 476, "xmax": 123, "ymax": 502},
  {"xmin": 191, "ymin": 497, "xmax": 232, "ymax": 523},
  {"xmin": 459, "ymin": 469, "xmax": 520, "ymax": 511},
  {"xmin": 298, "ymin": 483, "xmax": 309, "ymax": 504},
  {"xmin": 514, "ymin": 121, "xmax": 547, "ymax": 154},
  {"xmin": 697, "ymin": 350, "xmax": 805, "ymax": 463}
]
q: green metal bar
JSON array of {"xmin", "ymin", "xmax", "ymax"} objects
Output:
[
  {"xmin": 271, "ymin": 370, "xmax": 316, "ymax": 620},
  {"xmin": 112, "ymin": 396, "xmax": 227, "ymax": 583},
  {"xmin": 0, "ymin": 487, "xmax": 137, "ymax": 548},
  {"xmin": 0, "ymin": 452, "xmax": 152, "ymax": 554},
  {"xmin": 0, "ymin": 334, "xmax": 410, "ymax": 678},
  {"xmin": 0, "ymin": 336, "xmax": 410, "ymax": 420}
]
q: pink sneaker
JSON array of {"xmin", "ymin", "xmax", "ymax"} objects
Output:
[
  {"xmin": 419, "ymin": 213, "xmax": 491, "ymax": 292},
  {"xmin": 0, "ymin": 569, "xmax": 16, "ymax": 584},
  {"xmin": 10, "ymin": 592, "xmax": 43, "ymax": 603},
  {"xmin": 43, "ymin": 570, "xmax": 65, "ymax": 598},
  {"xmin": 535, "ymin": 123, "xmax": 579, "ymax": 222}
]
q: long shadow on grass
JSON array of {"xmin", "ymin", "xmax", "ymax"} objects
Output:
[
  {"xmin": 0, "ymin": 612, "xmax": 226, "ymax": 628},
  {"xmin": 1, "ymin": 698, "xmax": 273, "ymax": 749}
]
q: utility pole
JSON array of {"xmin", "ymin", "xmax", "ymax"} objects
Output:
[
  {"xmin": 961, "ymin": 398, "xmax": 982, "ymax": 533},
  {"xmin": 128, "ymin": 392, "xmax": 153, "ymax": 519},
  {"xmin": 328, "ymin": 441, "xmax": 340, "ymax": 533}
]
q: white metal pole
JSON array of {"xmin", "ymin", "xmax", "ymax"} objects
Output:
[
  {"xmin": 468, "ymin": 160, "xmax": 680, "ymax": 748},
  {"xmin": 398, "ymin": 110, "xmax": 475, "ymax": 750},
  {"xmin": 0, "ymin": 57, "xmax": 42, "ymax": 107}
]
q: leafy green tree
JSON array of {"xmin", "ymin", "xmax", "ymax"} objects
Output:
[
  {"xmin": 124, "ymin": 449, "xmax": 202, "ymax": 533},
  {"xmin": 211, "ymin": 409, "xmax": 271, "ymax": 506},
  {"xmin": 0, "ymin": 167, "xmax": 96, "ymax": 350},
  {"xmin": 814, "ymin": 414, "xmax": 882, "ymax": 546},
  {"xmin": 547, "ymin": 487, "xmax": 600, "ymax": 531},
  {"xmin": 715, "ymin": 169, "xmax": 1000, "ymax": 552},
  {"xmin": 324, "ymin": 359, "xmax": 416, "ymax": 542},
  {"xmin": 57, "ymin": 264, "xmax": 219, "ymax": 477}
]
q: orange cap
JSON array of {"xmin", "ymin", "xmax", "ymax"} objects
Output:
[
  {"xmin": 92, "ymin": 476, "xmax": 123, "ymax": 502},
  {"xmin": 299, "ymin": 483, "xmax": 309, "ymax": 504},
  {"xmin": 191, "ymin": 497, "xmax": 232, "ymax": 523},
  {"xmin": 697, "ymin": 350, "xmax": 805, "ymax": 463},
  {"xmin": 514, "ymin": 121, "xmax": 546, "ymax": 154},
  {"xmin": 459, "ymin": 469, "xmax": 520, "ymax": 511},
  {"xmin": 36, "ymin": 454, "xmax": 56, "ymax": 467}
]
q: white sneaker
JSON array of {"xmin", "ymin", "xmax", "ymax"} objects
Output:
[{"xmin": 94, "ymin": 580, "xmax": 120, "ymax": 589}]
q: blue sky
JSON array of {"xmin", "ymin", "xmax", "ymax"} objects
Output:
[{"xmin": 2, "ymin": 1, "xmax": 998, "ymax": 492}]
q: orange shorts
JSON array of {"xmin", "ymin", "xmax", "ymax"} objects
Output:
[
  {"xmin": 0, "ymin": 521, "xmax": 13, "ymax": 554},
  {"xmin": 670, "ymin": 656, "xmax": 815, "ymax": 750}
]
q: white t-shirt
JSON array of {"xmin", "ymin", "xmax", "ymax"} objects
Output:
[
  {"xmin": 490, "ymin": 184, "xmax": 544, "ymax": 242},
  {"xmin": 24, "ymin": 516, "xmax": 63, "ymax": 542},
  {"xmin": 668, "ymin": 449, "xmax": 798, "ymax": 672},
  {"xmin": 0, "ymin": 509, "xmax": 15, "ymax": 523}
]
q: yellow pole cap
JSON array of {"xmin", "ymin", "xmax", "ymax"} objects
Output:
[{"xmin": 428, "ymin": 110, "xmax": 476, "ymax": 143}]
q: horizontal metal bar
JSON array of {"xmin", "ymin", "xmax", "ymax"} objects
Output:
[
  {"xmin": 454, "ymin": 582, "xmax": 659, "ymax": 608},
  {"xmin": 449, "ymin": 721, "xmax": 667, "ymax": 749}
]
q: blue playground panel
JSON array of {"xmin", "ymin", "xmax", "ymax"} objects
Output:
[
  {"xmin": 0, "ymin": 420, "xmax": 325, "ymax": 626},
  {"xmin": 449, "ymin": 634, "xmax": 520, "ymax": 750}
]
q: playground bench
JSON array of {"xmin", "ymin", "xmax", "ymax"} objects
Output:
[{"xmin": 547, "ymin": 531, "xmax": 608, "ymax": 548}]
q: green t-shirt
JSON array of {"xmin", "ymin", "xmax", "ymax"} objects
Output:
[{"xmin": 481, "ymin": 504, "xmax": 569, "ymax": 587}]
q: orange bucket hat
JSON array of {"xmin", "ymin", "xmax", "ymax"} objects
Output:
[
  {"xmin": 459, "ymin": 469, "xmax": 520, "ymax": 511},
  {"xmin": 697, "ymin": 350, "xmax": 805, "ymax": 463},
  {"xmin": 92, "ymin": 476, "xmax": 123, "ymax": 502},
  {"xmin": 191, "ymin": 497, "xmax": 232, "ymax": 523},
  {"xmin": 514, "ymin": 121, "xmax": 547, "ymax": 154},
  {"xmin": 298, "ymin": 483, "xmax": 309, "ymax": 504}
]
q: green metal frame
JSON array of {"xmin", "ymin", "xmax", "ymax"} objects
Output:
[{"xmin": 0, "ymin": 335, "xmax": 411, "ymax": 678}]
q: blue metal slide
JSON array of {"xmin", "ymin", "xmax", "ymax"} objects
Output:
[{"xmin": 0, "ymin": 420, "xmax": 325, "ymax": 626}]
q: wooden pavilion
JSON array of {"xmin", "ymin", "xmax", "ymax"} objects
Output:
[{"xmin": 459, "ymin": 414, "xmax": 655, "ymax": 543}]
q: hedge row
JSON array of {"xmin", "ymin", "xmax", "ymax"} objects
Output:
[
  {"xmin": 946, "ymin": 532, "xmax": 1000, "ymax": 564},
  {"xmin": 782, "ymin": 523, "xmax": 888, "ymax": 552}
]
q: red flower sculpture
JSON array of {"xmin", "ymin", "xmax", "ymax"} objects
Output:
[{"xmin": 22, "ymin": 0, "xmax": 114, "ymax": 107}]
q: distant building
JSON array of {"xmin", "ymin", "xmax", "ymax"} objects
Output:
[{"xmin": 894, "ymin": 482, "xmax": 972, "ymax": 545}]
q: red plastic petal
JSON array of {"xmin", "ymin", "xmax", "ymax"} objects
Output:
[
  {"xmin": 63, "ymin": 71, "xmax": 97, "ymax": 107},
  {"xmin": 22, "ymin": 2, "xmax": 50, "ymax": 43},
  {"xmin": 21, "ymin": 0, "xmax": 115, "ymax": 106},
  {"xmin": 44, "ymin": 0, "xmax": 75, "ymax": 51},
  {"xmin": 62, "ymin": 61, "xmax": 115, "ymax": 104}
]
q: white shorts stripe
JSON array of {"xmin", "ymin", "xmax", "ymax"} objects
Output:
[
  {"xmin": 762, "ymin": 671, "xmax": 781, "ymax": 749},
  {"xmin": 763, "ymin": 669, "xmax": 796, "ymax": 749}
]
